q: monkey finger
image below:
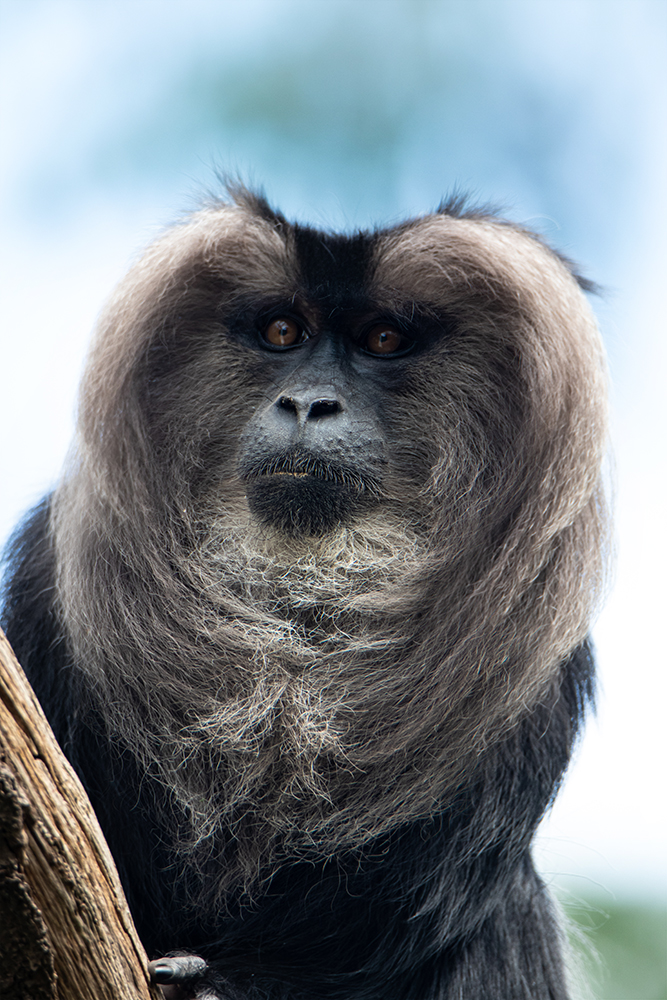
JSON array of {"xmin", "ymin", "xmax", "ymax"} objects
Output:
[{"xmin": 149, "ymin": 955, "xmax": 209, "ymax": 997}]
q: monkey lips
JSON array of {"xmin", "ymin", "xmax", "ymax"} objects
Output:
[{"xmin": 240, "ymin": 449, "xmax": 382, "ymax": 536}]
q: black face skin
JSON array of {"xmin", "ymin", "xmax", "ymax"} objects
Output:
[
  {"xmin": 233, "ymin": 226, "xmax": 436, "ymax": 536},
  {"xmin": 237, "ymin": 304, "xmax": 416, "ymax": 536}
]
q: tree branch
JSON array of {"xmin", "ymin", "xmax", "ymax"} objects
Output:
[{"xmin": 0, "ymin": 628, "xmax": 160, "ymax": 1000}]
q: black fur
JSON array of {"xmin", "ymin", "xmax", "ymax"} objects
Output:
[{"xmin": 292, "ymin": 226, "xmax": 375, "ymax": 307}]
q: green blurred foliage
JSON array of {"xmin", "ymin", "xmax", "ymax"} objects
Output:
[{"xmin": 565, "ymin": 897, "xmax": 667, "ymax": 999}]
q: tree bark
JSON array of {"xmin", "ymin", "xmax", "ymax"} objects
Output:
[{"xmin": 0, "ymin": 627, "xmax": 160, "ymax": 1000}]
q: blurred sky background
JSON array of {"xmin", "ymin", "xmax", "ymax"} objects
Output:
[{"xmin": 0, "ymin": 0, "xmax": 665, "ymax": 918}]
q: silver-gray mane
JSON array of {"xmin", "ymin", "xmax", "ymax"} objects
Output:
[{"xmin": 51, "ymin": 193, "xmax": 610, "ymax": 898}]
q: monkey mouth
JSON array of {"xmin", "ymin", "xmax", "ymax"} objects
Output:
[
  {"xmin": 242, "ymin": 450, "xmax": 379, "ymax": 492},
  {"xmin": 239, "ymin": 450, "xmax": 382, "ymax": 536}
]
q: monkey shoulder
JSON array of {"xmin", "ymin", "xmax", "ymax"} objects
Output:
[{"xmin": 1, "ymin": 497, "xmax": 72, "ymax": 734}]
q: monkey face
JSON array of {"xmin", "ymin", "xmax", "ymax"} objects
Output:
[
  {"xmin": 236, "ymin": 306, "xmax": 425, "ymax": 536},
  {"xmin": 132, "ymin": 221, "xmax": 455, "ymax": 539}
]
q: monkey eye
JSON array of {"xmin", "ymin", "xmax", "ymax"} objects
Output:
[
  {"xmin": 361, "ymin": 324, "xmax": 414, "ymax": 357},
  {"xmin": 260, "ymin": 317, "xmax": 309, "ymax": 350}
]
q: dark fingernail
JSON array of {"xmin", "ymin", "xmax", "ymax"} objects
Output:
[{"xmin": 149, "ymin": 957, "xmax": 208, "ymax": 984}]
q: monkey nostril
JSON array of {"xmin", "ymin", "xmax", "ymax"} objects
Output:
[
  {"xmin": 277, "ymin": 396, "xmax": 299, "ymax": 414},
  {"xmin": 307, "ymin": 399, "xmax": 340, "ymax": 420},
  {"xmin": 275, "ymin": 396, "xmax": 341, "ymax": 420}
]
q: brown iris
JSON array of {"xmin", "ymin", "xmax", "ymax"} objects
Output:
[
  {"xmin": 263, "ymin": 317, "xmax": 302, "ymax": 347},
  {"xmin": 364, "ymin": 325, "xmax": 406, "ymax": 355}
]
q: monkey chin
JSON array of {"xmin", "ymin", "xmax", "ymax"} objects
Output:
[{"xmin": 245, "ymin": 474, "xmax": 374, "ymax": 537}]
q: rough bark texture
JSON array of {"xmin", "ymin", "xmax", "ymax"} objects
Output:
[{"xmin": 0, "ymin": 627, "xmax": 159, "ymax": 1000}]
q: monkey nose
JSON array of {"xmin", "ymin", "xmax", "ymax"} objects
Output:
[{"xmin": 276, "ymin": 394, "xmax": 342, "ymax": 423}]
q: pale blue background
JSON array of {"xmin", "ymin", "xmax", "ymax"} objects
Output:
[{"xmin": 1, "ymin": 0, "xmax": 665, "ymax": 905}]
